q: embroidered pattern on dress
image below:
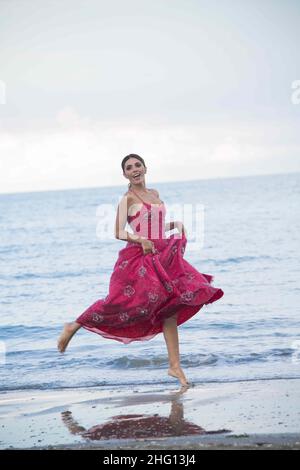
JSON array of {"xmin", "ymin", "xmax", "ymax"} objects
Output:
[
  {"xmin": 136, "ymin": 307, "xmax": 148, "ymax": 317},
  {"xmin": 164, "ymin": 281, "xmax": 173, "ymax": 293},
  {"xmin": 186, "ymin": 273, "xmax": 195, "ymax": 281},
  {"xmin": 119, "ymin": 311, "xmax": 129, "ymax": 322},
  {"xmin": 171, "ymin": 245, "xmax": 177, "ymax": 254},
  {"xmin": 124, "ymin": 285, "xmax": 135, "ymax": 297},
  {"xmin": 92, "ymin": 313, "xmax": 104, "ymax": 323},
  {"xmin": 148, "ymin": 292, "xmax": 159, "ymax": 303},
  {"xmin": 138, "ymin": 266, "xmax": 147, "ymax": 277},
  {"xmin": 119, "ymin": 260, "xmax": 129, "ymax": 269},
  {"xmin": 180, "ymin": 291, "xmax": 194, "ymax": 302}
]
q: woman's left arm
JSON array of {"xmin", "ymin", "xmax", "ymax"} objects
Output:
[
  {"xmin": 165, "ymin": 221, "xmax": 176, "ymax": 232},
  {"xmin": 165, "ymin": 221, "xmax": 187, "ymax": 236}
]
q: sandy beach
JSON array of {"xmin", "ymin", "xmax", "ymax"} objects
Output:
[{"xmin": 0, "ymin": 378, "xmax": 299, "ymax": 450}]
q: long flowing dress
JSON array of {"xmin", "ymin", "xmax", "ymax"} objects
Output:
[{"xmin": 75, "ymin": 191, "xmax": 224, "ymax": 344}]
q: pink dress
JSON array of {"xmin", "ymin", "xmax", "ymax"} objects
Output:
[{"xmin": 76, "ymin": 191, "xmax": 224, "ymax": 344}]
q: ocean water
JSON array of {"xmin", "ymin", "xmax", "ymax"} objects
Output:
[{"xmin": 0, "ymin": 173, "xmax": 299, "ymax": 391}]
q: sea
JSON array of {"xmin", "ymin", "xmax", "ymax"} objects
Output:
[{"xmin": 0, "ymin": 172, "xmax": 299, "ymax": 391}]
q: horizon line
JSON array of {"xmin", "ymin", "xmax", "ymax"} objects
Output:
[{"xmin": 1, "ymin": 169, "xmax": 299, "ymax": 197}]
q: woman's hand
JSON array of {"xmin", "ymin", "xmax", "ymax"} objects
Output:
[
  {"xmin": 141, "ymin": 239, "xmax": 156, "ymax": 255},
  {"xmin": 175, "ymin": 221, "xmax": 187, "ymax": 238}
]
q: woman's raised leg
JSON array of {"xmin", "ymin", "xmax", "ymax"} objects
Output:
[{"xmin": 57, "ymin": 321, "xmax": 82, "ymax": 353}]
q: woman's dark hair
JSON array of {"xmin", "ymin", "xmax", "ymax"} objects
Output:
[{"xmin": 121, "ymin": 154, "xmax": 146, "ymax": 172}]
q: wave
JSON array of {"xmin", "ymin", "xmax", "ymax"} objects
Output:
[
  {"xmin": 0, "ymin": 324, "xmax": 58, "ymax": 339},
  {"xmin": 3, "ymin": 348, "xmax": 296, "ymax": 368},
  {"xmin": 205, "ymin": 255, "xmax": 277, "ymax": 265},
  {"xmin": 107, "ymin": 349, "xmax": 295, "ymax": 368},
  {"xmin": 0, "ymin": 374, "xmax": 300, "ymax": 393},
  {"xmin": 0, "ymin": 271, "xmax": 92, "ymax": 281}
]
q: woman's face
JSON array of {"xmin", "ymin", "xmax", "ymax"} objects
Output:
[{"xmin": 123, "ymin": 158, "xmax": 146, "ymax": 187}]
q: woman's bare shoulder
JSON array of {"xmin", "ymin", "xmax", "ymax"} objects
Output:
[
  {"xmin": 123, "ymin": 190, "xmax": 133, "ymax": 198},
  {"xmin": 149, "ymin": 188, "xmax": 160, "ymax": 197},
  {"xmin": 120, "ymin": 191, "xmax": 134, "ymax": 205}
]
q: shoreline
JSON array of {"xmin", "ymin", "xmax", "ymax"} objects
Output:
[{"xmin": 1, "ymin": 378, "xmax": 300, "ymax": 450}]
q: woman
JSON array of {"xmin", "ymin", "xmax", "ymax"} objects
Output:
[{"xmin": 57, "ymin": 154, "xmax": 224, "ymax": 387}]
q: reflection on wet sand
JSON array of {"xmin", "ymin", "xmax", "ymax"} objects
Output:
[{"xmin": 61, "ymin": 388, "xmax": 231, "ymax": 441}]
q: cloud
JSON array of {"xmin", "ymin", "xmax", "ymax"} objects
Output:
[
  {"xmin": 210, "ymin": 137, "xmax": 241, "ymax": 163},
  {"xmin": 1, "ymin": 108, "xmax": 299, "ymax": 194},
  {"xmin": 56, "ymin": 106, "xmax": 92, "ymax": 128}
]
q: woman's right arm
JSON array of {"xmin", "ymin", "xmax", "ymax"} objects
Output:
[{"xmin": 114, "ymin": 195, "xmax": 142, "ymax": 244}]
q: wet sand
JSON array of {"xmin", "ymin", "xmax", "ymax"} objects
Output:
[{"xmin": 0, "ymin": 378, "xmax": 300, "ymax": 450}]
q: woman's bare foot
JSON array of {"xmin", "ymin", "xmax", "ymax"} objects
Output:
[
  {"xmin": 168, "ymin": 366, "xmax": 190, "ymax": 387},
  {"xmin": 57, "ymin": 322, "xmax": 79, "ymax": 353}
]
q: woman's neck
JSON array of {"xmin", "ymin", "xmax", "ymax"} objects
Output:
[{"xmin": 130, "ymin": 185, "xmax": 148, "ymax": 194}]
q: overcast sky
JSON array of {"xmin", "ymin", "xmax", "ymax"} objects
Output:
[{"xmin": 0, "ymin": 0, "xmax": 299, "ymax": 194}]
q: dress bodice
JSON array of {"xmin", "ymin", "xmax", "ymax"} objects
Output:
[{"xmin": 127, "ymin": 190, "xmax": 166, "ymax": 240}]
